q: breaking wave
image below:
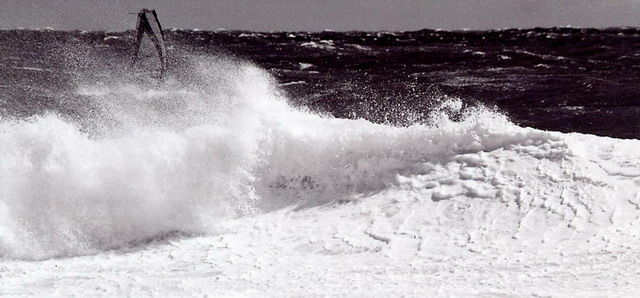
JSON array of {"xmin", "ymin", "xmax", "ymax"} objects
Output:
[
  {"xmin": 1, "ymin": 55, "xmax": 639, "ymax": 260},
  {"xmin": 0, "ymin": 58, "xmax": 279, "ymax": 259}
]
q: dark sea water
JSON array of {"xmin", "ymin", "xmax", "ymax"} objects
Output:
[{"xmin": 1, "ymin": 28, "xmax": 639, "ymax": 139}]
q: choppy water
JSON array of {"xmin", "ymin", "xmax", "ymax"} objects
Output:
[
  {"xmin": 0, "ymin": 28, "xmax": 639, "ymax": 260},
  {"xmin": 1, "ymin": 27, "xmax": 639, "ymax": 138}
]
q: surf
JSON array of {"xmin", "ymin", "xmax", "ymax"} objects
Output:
[{"xmin": 1, "ymin": 51, "xmax": 639, "ymax": 261}]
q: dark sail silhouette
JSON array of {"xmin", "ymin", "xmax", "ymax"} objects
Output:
[{"xmin": 131, "ymin": 9, "xmax": 167, "ymax": 76}]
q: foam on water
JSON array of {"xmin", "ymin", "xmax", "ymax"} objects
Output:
[
  {"xmin": 1, "ymin": 55, "xmax": 639, "ymax": 260},
  {"xmin": 0, "ymin": 58, "xmax": 283, "ymax": 259}
]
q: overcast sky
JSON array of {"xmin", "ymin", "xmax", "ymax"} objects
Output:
[{"xmin": 1, "ymin": 0, "xmax": 639, "ymax": 31}]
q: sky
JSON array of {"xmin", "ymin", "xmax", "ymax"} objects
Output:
[{"xmin": 0, "ymin": 0, "xmax": 639, "ymax": 31}]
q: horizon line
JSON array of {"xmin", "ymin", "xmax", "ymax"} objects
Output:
[{"xmin": 3, "ymin": 25, "xmax": 640, "ymax": 34}]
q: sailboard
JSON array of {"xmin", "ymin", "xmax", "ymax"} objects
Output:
[{"xmin": 131, "ymin": 9, "xmax": 167, "ymax": 77}]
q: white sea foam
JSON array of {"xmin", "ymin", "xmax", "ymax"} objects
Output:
[
  {"xmin": 1, "ymin": 55, "xmax": 639, "ymax": 264},
  {"xmin": 0, "ymin": 59, "xmax": 283, "ymax": 259},
  {"xmin": 300, "ymin": 41, "xmax": 335, "ymax": 50}
]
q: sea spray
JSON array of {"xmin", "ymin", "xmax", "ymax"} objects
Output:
[
  {"xmin": 0, "ymin": 54, "xmax": 573, "ymax": 260},
  {"xmin": 0, "ymin": 58, "xmax": 285, "ymax": 259}
]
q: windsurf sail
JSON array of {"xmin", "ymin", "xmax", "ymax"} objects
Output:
[{"xmin": 131, "ymin": 9, "xmax": 167, "ymax": 76}]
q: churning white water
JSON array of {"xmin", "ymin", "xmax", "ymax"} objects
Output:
[{"xmin": 1, "ymin": 57, "xmax": 640, "ymax": 296}]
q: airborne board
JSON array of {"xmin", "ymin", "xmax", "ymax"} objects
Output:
[{"xmin": 131, "ymin": 9, "xmax": 167, "ymax": 77}]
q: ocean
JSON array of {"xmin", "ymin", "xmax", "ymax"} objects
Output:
[{"xmin": 1, "ymin": 28, "xmax": 639, "ymax": 296}]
